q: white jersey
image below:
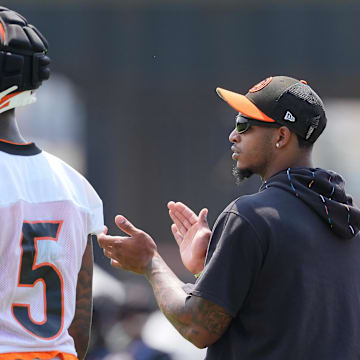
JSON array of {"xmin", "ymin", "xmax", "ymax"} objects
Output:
[{"xmin": 0, "ymin": 140, "xmax": 104, "ymax": 358}]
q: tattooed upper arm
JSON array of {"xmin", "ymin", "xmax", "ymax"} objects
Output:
[
  {"xmin": 183, "ymin": 295, "xmax": 232, "ymax": 348},
  {"xmin": 68, "ymin": 234, "xmax": 94, "ymax": 360}
]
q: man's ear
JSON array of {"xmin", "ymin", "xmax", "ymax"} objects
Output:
[{"xmin": 274, "ymin": 126, "xmax": 292, "ymax": 149}]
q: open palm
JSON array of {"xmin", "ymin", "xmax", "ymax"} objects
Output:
[{"xmin": 168, "ymin": 201, "xmax": 211, "ymax": 274}]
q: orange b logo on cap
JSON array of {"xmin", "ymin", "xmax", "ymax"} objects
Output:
[{"xmin": 249, "ymin": 76, "xmax": 273, "ymax": 93}]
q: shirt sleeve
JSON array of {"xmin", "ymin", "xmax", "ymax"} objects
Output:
[
  {"xmin": 187, "ymin": 211, "xmax": 263, "ymax": 317},
  {"xmin": 84, "ymin": 179, "xmax": 104, "ymax": 235},
  {"xmin": 88, "ymin": 200, "xmax": 104, "ymax": 235}
]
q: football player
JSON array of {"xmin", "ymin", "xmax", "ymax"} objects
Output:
[{"xmin": 0, "ymin": 7, "xmax": 104, "ymax": 360}]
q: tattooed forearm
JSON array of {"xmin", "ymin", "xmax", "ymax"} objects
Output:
[
  {"xmin": 192, "ymin": 297, "xmax": 231, "ymax": 336},
  {"xmin": 68, "ymin": 235, "xmax": 94, "ymax": 360},
  {"xmin": 145, "ymin": 254, "xmax": 231, "ymax": 348}
]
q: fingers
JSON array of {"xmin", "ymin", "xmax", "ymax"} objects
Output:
[
  {"xmin": 198, "ymin": 208, "xmax": 209, "ymax": 226},
  {"xmin": 169, "ymin": 209, "xmax": 188, "ymax": 235},
  {"xmin": 168, "ymin": 201, "xmax": 198, "ymax": 225},
  {"xmin": 168, "ymin": 201, "xmax": 198, "ymax": 235},
  {"xmin": 115, "ymin": 215, "xmax": 141, "ymax": 236},
  {"xmin": 97, "ymin": 226, "xmax": 108, "ymax": 239},
  {"xmin": 171, "ymin": 223, "xmax": 183, "ymax": 247},
  {"xmin": 103, "ymin": 247, "xmax": 113, "ymax": 258},
  {"xmin": 167, "ymin": 201, "xmax": 175, "ymax": 209},
  {"xmin": 97, "ymin": 233, "xmax": 122, "ymax": 249},
  {"xmin": 103, "ymin": 248, "xmax": 123, "ymax": 268},
  {"xmin": 110, "ymin": 259, "xmax": 122, "ymax": 268}
]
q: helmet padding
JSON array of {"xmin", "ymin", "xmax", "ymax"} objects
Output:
[{"xmin": 0, "ymin": 6, "xmax": 50, "ymax": 93}]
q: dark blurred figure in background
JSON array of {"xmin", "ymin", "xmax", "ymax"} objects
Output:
[{"xmin": 87, "ymin": 286, "xmax": 172, "ymax": 360}]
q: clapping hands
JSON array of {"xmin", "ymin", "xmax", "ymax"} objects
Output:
[{"xmin": 168, "ymin": 201, "xmax": 211, "ymax": 274}]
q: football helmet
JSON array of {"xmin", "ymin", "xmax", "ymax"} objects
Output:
[{"xmin": 0, "ymin": 7, "xmax": 50, "ymax": 113}]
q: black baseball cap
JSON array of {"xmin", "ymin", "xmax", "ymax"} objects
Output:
[{"xmin": 216, "ymin": 76, "xmax": 327, "ymax": 144}]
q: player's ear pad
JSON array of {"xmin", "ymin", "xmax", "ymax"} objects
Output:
[{"xmin": 0, "ymin": 6, "xmax": 51, "ymax": 92}]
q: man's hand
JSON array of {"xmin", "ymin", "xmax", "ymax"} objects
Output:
[
  {"xmin": 97, "ymin": 216, "xmax": 157, "ymax": 275},
  {"xmin": 99, "ymin": 213, "xmax": 231, "ymax": 350},
  {"xmin": 168, "ymin": 201, "xmax": 211, "ymax": 274}
]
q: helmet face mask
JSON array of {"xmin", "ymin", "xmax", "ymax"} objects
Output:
[{"xmin": 0, "ymin": 6, "xmax": 51, "ymax": 113}]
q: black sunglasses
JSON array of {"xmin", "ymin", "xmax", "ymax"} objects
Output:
[
  {"xmin": 235, "ymin": 114, "xmax": 253, "ymax": 134},
  {"xmin": 235, "ymin": 114, "xmax": 279, "ymax": 134}
]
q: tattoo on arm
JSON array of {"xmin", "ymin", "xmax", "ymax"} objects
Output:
[
  {"xmin": 146, "ymin": 254, "xmax": 231, "ymax": 348},
  {"xmin": 191, "ymin": 296, "xmax": 231, "ymax": 337},
  {"xmin": 68, "ymin": 235, "xmax": 94, "ymax": 360}
]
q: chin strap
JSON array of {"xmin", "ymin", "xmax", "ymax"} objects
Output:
[{"xmin": 0, "ymin": 85, "xmax": 37, "ymax": 114}]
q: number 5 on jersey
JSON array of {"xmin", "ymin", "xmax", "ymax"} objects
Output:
[{"xmin": 12, "ymin": 221, "xmax": 64, "ymax": 339}]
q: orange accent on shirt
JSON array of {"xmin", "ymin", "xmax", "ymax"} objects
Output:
[
  {"xmin": 0, "ymin": 138, "xmax": 32, "ymax": 145},
  {"xmin": 0, "ymin": 351, "xmax": 77, "ymax": 360}
]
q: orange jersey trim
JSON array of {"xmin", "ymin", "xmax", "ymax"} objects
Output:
[
  {"xmin": 0, "ymin": 138, "xmax": 32, "ymax": 146},
  {"xmin": 0, "ymin": 352, "xmax": 77, "ymax": 360}
]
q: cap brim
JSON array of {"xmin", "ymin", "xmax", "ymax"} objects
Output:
[{"xmin": 216, "ymin": 87, "xmax": 275, "ymax": 123}]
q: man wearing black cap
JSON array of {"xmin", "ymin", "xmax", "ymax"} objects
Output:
[{"xmin": 98, "ymin": 76, "xmax": 360, "ymax": 359}]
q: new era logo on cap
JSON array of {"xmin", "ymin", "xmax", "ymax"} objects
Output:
[{"xmin": 284, "ymin": 111, "xmax": 296, "ymax": 122}]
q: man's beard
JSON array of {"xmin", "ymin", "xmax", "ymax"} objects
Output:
[{"xmin": 232, "ymin": 166, "xmax": 254, "ymax": 185}]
